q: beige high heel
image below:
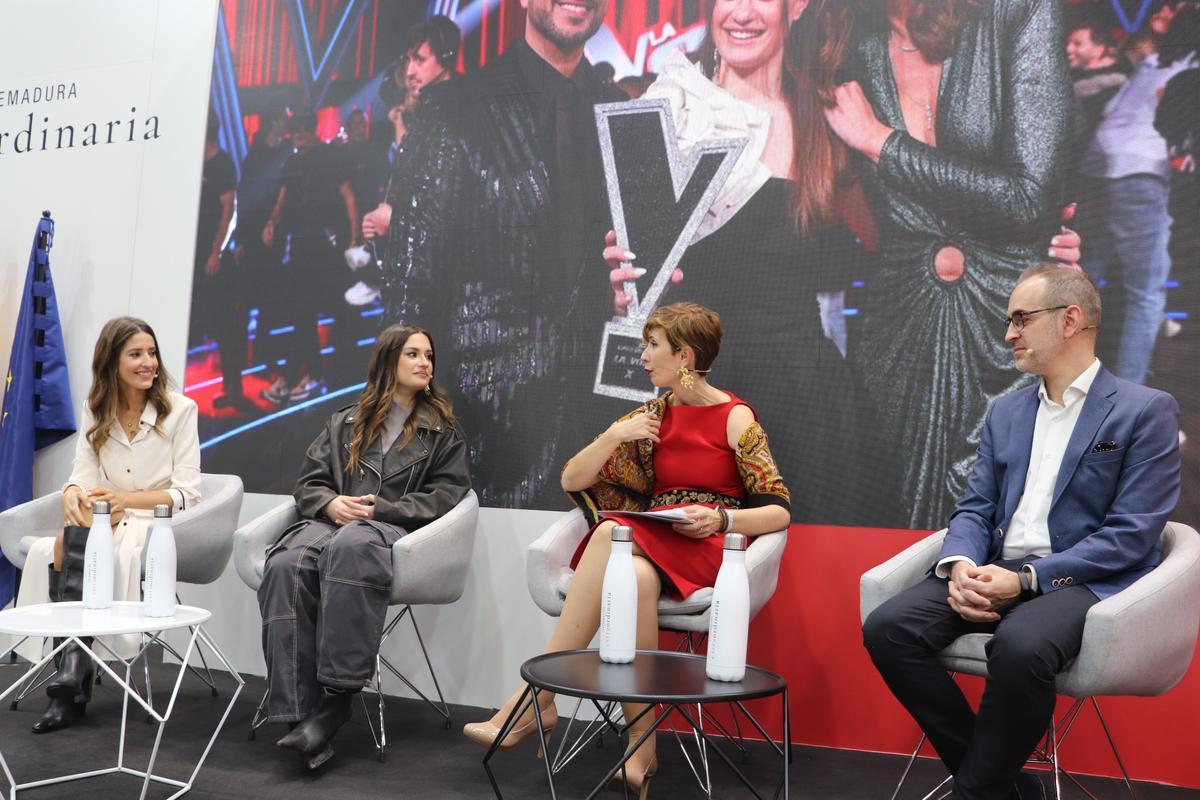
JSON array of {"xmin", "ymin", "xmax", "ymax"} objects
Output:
[
  {"xmin": 463, "ymin": 697, "xmax": 558, "ymax": 758},
  {"xmin": 608, "ymin": 732, "xmax": 657, "ymax": 798}
]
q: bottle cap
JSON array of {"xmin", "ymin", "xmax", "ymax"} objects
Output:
[
  {"xmin": 154, "ymin": 504, "xmax": 172, "ymax": 518},
  {"xmin": 610, "ymin": 525, "xmax": 634, "ymax": 543},
  {"xmin": 723, "ymin": 533, "xmax": 748, "ymax": 551},
  {"xmin": 91, "ymin": 500, "xmax": 111, "ymax": 515}
]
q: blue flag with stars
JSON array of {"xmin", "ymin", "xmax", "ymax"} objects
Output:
[{"xmin": 0, "ymin": 213, "xmax": 75, "ymax": 608}]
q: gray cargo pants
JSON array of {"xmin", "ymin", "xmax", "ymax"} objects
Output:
[{"xmin": 258, "ymin": 518, "xmax": 406, "ymax": 722}]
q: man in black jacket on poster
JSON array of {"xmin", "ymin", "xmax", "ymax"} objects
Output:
[{"xmin": 375, "ymin": 0, "xmax": 624, "ymax": 509}]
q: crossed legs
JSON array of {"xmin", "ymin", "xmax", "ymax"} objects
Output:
[{"xmin": 466, "ymin": 520, "xmax": 661, "ymax": 781}]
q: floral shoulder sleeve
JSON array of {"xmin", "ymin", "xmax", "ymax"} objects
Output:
[{"xmin": 735, "ymin": 421, "xmax": 790, "ymax": 510}]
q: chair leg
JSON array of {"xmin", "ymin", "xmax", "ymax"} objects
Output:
[
  {"xmin": 248, "ymin": 688, "xmax": 269, "ymax": 741},
  {"xmin": 10, "ymin": 659, "xmax": 56, "ymax": 709},
  {"xmin": 891, "ymin": 731, "xmax": 927, "ymax": 800},
  {"xmin": 903, "ymin": 692, "xmax": 1141, "ymax": 800},
  {"xmin": 376, "ymin": 606, "xmax": 452, "ymax": 729},
  {"xmin": 1092, "ymin": 698, "xmax": 1139, "ymax": 800}
]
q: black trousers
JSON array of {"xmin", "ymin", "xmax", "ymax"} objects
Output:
[
  {"xmin": 258, "ymin": 518, "xmax": 406, "ymax": 723},
  {"xmin": 190, "ymin": 247, "xmax": 248, "ymax": 396},
  {"xmin": 862, "ymin": 560, "xmax": 1099, "ymax": 800}
]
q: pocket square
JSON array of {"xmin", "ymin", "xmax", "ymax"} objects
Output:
[{"xmin": 1091, "ymin": 440, "xmax": 1120, "ymax": 453}]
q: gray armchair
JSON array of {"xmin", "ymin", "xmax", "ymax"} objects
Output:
[
  {"xmin": 0, "ymin": 473, "xmax": 243, "ymax": 585},
  {"xmin": 0, "ymin": 474, "xmax": 243, "ymax": 700},
  {"xmin": 527, "ymin": 508, "xmax": 787, "ymax": 633},
  {"xmin": 860, "ymin": 522, "xmax": 1200, "ymax": 799},
  {"xmin": 526, "ymin": 508, "xmax": 788, "ymax": 787},
  {"xmin": 233, "ymin": 490, "xmax": 480, "ymax": 759}
]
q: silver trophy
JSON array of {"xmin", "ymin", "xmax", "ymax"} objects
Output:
[{"xmin": 593, "ymin": 99, "xmax": 746, "ymax": 401}]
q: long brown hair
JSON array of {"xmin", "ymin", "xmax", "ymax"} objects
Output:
[
  {"xmin": 86, "ymin": 317, "xmax": 173, "ymax": 454},
  {"xmin": 785, "ymin": 0, "xmax": 859, "ymax": 234},
  {"xmin": 346, "ymin": 323, "xmax": 455, "ymax": 474},
  {"xmin": 695, "ymin": 0, "xmax": 853, "ymax": 234},
  {"xmin": 903, "ymin": 0, "xmax": 984, "ymax": 63}
]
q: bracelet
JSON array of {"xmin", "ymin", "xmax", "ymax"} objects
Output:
[
  {"xmin": 715, "ymin": 505, "xmax": 728, "ymax": 532},
  {"xmin": 724, "ymin": 507, "xmax": 734, "ymax": 533}
]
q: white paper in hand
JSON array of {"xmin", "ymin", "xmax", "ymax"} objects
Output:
[{"xmin": 599, "ymin": 508, "xmax": 688, "ymax": 522}]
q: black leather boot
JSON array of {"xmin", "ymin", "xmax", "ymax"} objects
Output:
[
  {"xmin": 276, "ymin": 690, "xmax": 355, "ymax": 770},
  {"xmin": 32, "ymin": 526, "xmax": 94, "ymax": 734}
]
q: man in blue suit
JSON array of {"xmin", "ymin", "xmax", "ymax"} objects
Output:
[{"xmin": 863, "ymin": 265, "xmax": 1181, "ymax": 800}]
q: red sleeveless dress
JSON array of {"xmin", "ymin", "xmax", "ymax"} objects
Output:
[{"xmin": 570, "ymin": 395, "xmax": 751, "ymax": 599}]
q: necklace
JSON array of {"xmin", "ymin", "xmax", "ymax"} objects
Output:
[
  {"xmin": 891, "ymin": 29, "xmax": 920, "ymax": 53},
  {"xmin": 891, "ymin": 33, "xmax": 938, "ymax": 145},
  {"xmin": 120, "ymin": 403, "xmax": 146, "ymax": 437}
]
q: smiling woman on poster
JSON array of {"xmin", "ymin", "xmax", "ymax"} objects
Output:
[{"xmin": 603, "ymin": 0, "xmax": 880, "ymax": 524}]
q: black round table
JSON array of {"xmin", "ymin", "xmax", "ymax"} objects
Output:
[{"xmin": 482, "ymin": 649, "xmax": 790, "ymax": 799}]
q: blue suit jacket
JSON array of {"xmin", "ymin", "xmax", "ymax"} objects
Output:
[{"xmin": 941, "ymin": 366, "xmax": 1181, "ymax": 599}]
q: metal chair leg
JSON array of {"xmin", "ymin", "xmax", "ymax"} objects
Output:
[
  {"xmin": 248, "ymin": 688, "xmax": 269, "ymax": 741},
  {"xmin": 9, "ymin": 659, "xmax": 55, "ymax": 709},
  {"xmin": 900, "ymin": 693, "xmax": 1141, "ymax": 800},
  {"xmin": 375, "ymin": 606, "xmax": 452, "ymax": 728},
  {"xmin": 360, "ymin": 653, "xmax": 388, "ymax": 762},
  {"xmin": 1092, "ymin": 698, "xmax": 1139, "ymax": 800}
]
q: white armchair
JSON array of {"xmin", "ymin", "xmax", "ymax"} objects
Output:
[
  {"xmin": 860, "ymin": 522, "xmax": 1200, "ymax": 799},
  {"xmin": 526, "ymin": 508, "xmax": 788, "ymax": 787},
  {"xmin": 0, "ymin": 474, "xmax": 244, "ymax": 701},
  {"xmin": 527, "ymin": 508, "xmax": 787, "ymax": 632},
  {"xmin": 0, "ymin": 473, "xmax": 243, "ymax": 585},
  {"xmin": 233, "ymin": 490, "xmax": 480, "ymax": 760}
]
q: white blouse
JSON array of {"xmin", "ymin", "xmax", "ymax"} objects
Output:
[
  {"xmin": 63, "ymin": 391, "xmax": 202, "ymax": 512},
  {"xmin": 644, "ymin": 49, "xmax": 771, "ymax": 242}
]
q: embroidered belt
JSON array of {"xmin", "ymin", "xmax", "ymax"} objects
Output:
[{"xmin": 650, "ymin": 489, "xmax": 742, "ymax": 509}]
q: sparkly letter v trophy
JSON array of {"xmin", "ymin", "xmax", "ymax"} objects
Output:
[{"xmin": 593, "ymin": 99, "xmax": 746, "ymax": 402}]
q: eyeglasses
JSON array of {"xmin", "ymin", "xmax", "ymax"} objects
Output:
[{"xmin": 1004, "ymin": 306, "xmax": 1068, "ymax": 332}]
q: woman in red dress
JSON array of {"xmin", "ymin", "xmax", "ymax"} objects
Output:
[{"xmin": 463, "ymin": 302, "xmax": 791, "ymax": 797}]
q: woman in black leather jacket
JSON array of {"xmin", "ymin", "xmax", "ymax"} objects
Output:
[{"xmin": 258, "ymin": 322, "xmax": 470, "ymax": 770}]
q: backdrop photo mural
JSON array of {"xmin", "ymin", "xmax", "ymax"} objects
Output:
[{"xmin": 186, "ymin": 0, "xmax": 1199, "ymax": 535}]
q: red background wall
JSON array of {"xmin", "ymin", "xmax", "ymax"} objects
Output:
[{"xmin": 682, "ymin": 524, "xmax": 1200, "ymax": 789}]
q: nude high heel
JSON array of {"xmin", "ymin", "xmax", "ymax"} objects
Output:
[
  {"xmin": 609, "ymin": 731, "xmax": 657, "ymax": 798},
  {"xmin": 463, "ymin": 696, "xmax": 558, "ymax": 758}
]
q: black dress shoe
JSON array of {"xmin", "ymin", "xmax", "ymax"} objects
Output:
[
  {"xmin": 1014, "ymin": 771, "xmax": 1048, "ymax": 800},
  {"xmin": 276, "ymin": 692, "xmax": 355, "ymax": 770},
  {"xmin": 31, "ymin": 696, "xmax": 86, "ymax": 734}
]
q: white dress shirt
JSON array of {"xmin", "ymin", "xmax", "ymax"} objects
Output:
[
  {"xmin": 63, "ymin": 391, "xmax": 202, "ymax": 512},
  {"xmin": 937, "ymin": 359, "xmax": 1102, "ymax": 588}
]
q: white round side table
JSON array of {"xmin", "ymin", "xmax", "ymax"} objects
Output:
[{"xmin": 0, "ymin": 601, "xmax": 243, "ymax": 799}]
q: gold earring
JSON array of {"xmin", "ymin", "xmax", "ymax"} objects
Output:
[
  {"xmin": 678, "ymin": 365, "xmax": 695, "ymax": 390},
  {"xmin": 423, "ymin": 384, "xmax": 432, "ymax": 395}
]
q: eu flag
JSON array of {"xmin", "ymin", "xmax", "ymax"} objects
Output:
[{"xmin": 0, "ymin": 213, "xmax": 75, "ymax": 608}]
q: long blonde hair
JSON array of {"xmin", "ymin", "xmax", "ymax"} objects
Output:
[
  {"xmin": 346, "ymin": 323, "xmax": 455, "ymax": 474},
  {"xmin": 86, "ymin": 317, "xmax": 173, "ymax": 454}
]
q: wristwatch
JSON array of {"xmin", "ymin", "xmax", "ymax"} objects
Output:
[{"xmin": 1018, "ymin": 567, "xmax": 1037, "ymax": 602}]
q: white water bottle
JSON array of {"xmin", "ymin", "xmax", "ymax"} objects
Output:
[
  {"xmin": 143, "ymin": 504, "xmax": 177, "ymax": 617},
  {"xmin": 599, "ymin": 525, "xmax": 638, "ymax": 664},
  {"xmin": 707, "ymin": 533, "xmax": 750, "ymax": 682},
  {"xmin": 82, "ymin": 500, "xmax": 116, "ymax": 610}
]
